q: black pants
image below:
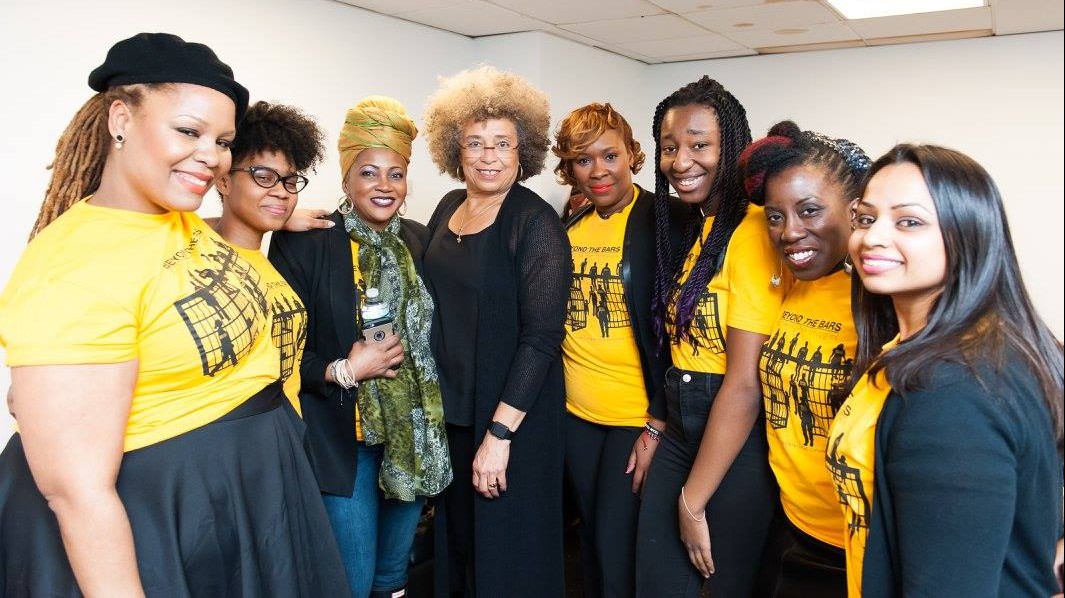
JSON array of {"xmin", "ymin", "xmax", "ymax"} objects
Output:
[
  {"xmin": 442, "ymin": 424, "xmax": 477, "ymax": 597},
  {"xmin": 635, "ymin": 367, "xmax": 776, "ymax": 598},
  {"xmin": 769, "ymin": 520, "xmax": 846, "ymax": 598},
  {"xmin": 564, "ymin": 413, "xmax": 642, "ymax": 598}
]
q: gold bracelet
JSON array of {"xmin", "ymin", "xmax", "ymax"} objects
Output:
[{"xmin": 680, "ymin": 485, "xmax": 705, "ymax": 522}]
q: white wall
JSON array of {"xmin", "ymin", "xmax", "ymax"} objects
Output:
[{"xmin": 1, "ymin": 1, "xmax": 1061, "ymax": 443}]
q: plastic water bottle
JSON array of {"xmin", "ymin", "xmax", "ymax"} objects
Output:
[{"xmin": 361, "ymin": 288, "xmax": 394, "ymax": 343}]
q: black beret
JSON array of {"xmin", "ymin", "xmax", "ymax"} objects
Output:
[{"xmin": 88, "ymin": 32, "xmax": 249, "ymax": 123}]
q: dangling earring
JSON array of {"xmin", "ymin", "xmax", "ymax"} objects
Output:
[
  {"xmin": 114, "ymin": 133, "xmax": 125, "ymax": 150},
  {"xmin": 842, "ymin": 256, "xmax": 854, "ymax": 275},
  {"xmin": 770, "ymin": 261, "xmax": 783, "ymax": 288},
  {"xmin": 337, "ymin": 193, "xmax": 353, "ymax": 215}
]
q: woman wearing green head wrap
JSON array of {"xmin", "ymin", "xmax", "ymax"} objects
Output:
[{"xmin": 269, "ymin": 96, "xmax": 452, "ymax": 598}]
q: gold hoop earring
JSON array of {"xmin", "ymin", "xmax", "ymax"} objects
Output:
[
  {"xmin": 337, "ymin": 194, "xmax": 353, "ymax": 215},
  {"xmin": 398, "ymin": 199, "xmax": 408, "ymax": 217}
]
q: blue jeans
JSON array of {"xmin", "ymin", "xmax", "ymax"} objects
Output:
[{"xmin": 321, "ymin": 443, "xmax": 425, "ymax": 597}]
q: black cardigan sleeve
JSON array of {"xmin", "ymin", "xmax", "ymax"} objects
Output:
[
  {"xmin": 866, "ymin": 361, "xmax": 1061, "ymax": 597},
  {"xmin": 268, "ymin": 229, "xmax": 334, "ymax": 400},
  {"xmin": 499, "ymin": 203, "xmax": 571, "ymax": 413}
]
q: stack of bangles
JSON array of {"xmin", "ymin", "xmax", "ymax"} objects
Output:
[
  {"xmin": 331, "ymin": 358, "xmax": 359, "ymax": 390},
  {"xmin": 643, "ymin": 421, "xmax": 662, "ymax": 448}
]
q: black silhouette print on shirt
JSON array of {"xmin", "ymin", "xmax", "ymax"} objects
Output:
[
  {"xmin": 760, "ymin": 329, "xmax": 853, "ymax": 441},
  {"xmin": 173, "ymin": 238, "xmax": 268, "ymax": 377},
  {"xmin": 826, "ymin": 432, "xmax": 870, "ymax": 538},
  {"xmin": 567, "ymin": 258, "xmax": 630, "ymax": 336}
]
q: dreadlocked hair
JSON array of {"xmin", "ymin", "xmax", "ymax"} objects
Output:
[
  {"xmin": 650, "ymin": 75, "xmax": 752, "ymax": 346},
  {"xmin": 739, "ymin": 120, "xmax": 871, "ymax": 208},
  {"xmin": 230, "ymin": 101, "xmax": 326, "ymax": 174},
  {"xmin": 32, "ymin": 84, "xmax": 159, "ymax": 239}
]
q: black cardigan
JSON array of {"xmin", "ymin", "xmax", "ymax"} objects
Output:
[
  {"xmin": 861, "ymin": 357, "xmax": 1062, "ymax": 597},
  {"xmin": 564, "ymin": 184, "xmax": 674, "ymax": 420},
  {"xmin": 267, "ymin": 211, "xmax": 428, "ymax": 497},
  {"xmin": 427, "ymin": 184, "xmax": 571, "ymax": 598}
]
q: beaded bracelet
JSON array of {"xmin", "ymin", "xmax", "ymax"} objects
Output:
[
  {"xmin": 331, "ymin": 359, "xmax": 359, "ymax": 390},
  {"xmin": 643, "ymin": 421, "xmax": 663, "ymax": 442}
]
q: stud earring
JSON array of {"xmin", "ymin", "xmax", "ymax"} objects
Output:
[{"xmin": 114, "ymin": 133, "xmax": 125, "ymax": 150}]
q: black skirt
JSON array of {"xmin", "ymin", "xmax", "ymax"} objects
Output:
[{"xmin": 0, "ymin": 382, "xmax": 349, "ymax": 597}]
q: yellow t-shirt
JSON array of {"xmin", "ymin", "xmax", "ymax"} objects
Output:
[
  {"xmin": 669, "ymin": 206, "xmax": 784, "ymax": 373},
  {"xmin": 0, "ymin": 201, "xmax": 282, "ymax": 451},
  {"xmin": 350, "ymin": 239, "xmax": 364, "ymax": 442},
  {"xmin": 235, "ymin": 247, "xmax": 307, "ymax": 415},
  {"xmin": 760, "ymin": 270, "xmax": 855, "ymax": 548},
  {"xmin": 563, "ymin": 190, "xmax": 649, "ymax": 427},
  {"xmin": 826, "ymin": 337, "xmax": 899, "ymax": 598}
]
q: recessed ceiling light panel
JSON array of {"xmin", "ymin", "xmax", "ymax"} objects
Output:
[{"xmin": 825, "ymin": 0, "xmax": 985, "ymax": 20}]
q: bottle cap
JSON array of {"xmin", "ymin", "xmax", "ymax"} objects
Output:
[{"xmin": 365, "ymin": 288, "xmax": 380, "ymax": 299}]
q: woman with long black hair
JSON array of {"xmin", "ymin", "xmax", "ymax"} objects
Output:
[
  {"xmin": 831, "ymin": 144, "xmax": 1063, "ymax": 597},
  {"xmin": 636, "ymin": 75, "xmax": 784, "ymax": 598}
]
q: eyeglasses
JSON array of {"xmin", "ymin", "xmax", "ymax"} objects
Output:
[
  {"xmin": 230, "ymin": 166, "xmax": 309, "ymax": 193},
  {"xmin": 459, "ymin": 139, "xmax": 518, "ymax": 157}
]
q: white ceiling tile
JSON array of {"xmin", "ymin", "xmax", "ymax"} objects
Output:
[
  {"xmin": 337, "ymin": 0, "xmax": 470, "ymax": 16},
  {"xmin": 863, "ymin": 30, "xmax": 989, "ymax": 46},
  {"xmin": 539, "ymin": 26, "xmax": 602, "ymax": 46},
  {"xmin": 596, "ymin": 43, "xmax": 662, "ymax": 63},
  {"xmin": 397, "ymin": 0, "xmax": 544, "ymax": 36},
  {"xmin": 647, "ymin": 0, "xmax": 764, "ymax": 13},
  {"xmin": 489, "ymin": 0, "xmax": 664, "ymax": 25},
  {"xmin": 728, "ymin": 21, "xmax": 860, "ymax": 46},
  {"xmin": 617, "ymin": 32, "xmax": 746, "ymax": 57},
  {"xmin": 686, "ymin": 1, "xmax": 841, "ymax": 33},
  {"xmin": 850, "ymin": 6, "xmax": 992, "ymax": 38},
  {"xmin": 992, "ymin": 0, "xmax": 1063, "ymax": 34},
  {"xmin": 561, "ymin": 14, "xmax": 710, "ymax": 42},
  {"xmin": 659, "ymin": 47, "xmax": 759, "ymax": 61}
]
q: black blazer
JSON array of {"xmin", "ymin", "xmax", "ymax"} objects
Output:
[{"xmin": 268, "ymin": 211, "xmax": 428, "ymax": 497}]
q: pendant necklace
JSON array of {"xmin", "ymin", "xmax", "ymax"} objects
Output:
[{"xmin": 455, "ymin": 198, "xmax": 503, "ymax": 243}]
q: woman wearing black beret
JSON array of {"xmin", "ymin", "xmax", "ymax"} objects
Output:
[{"xmin": 0, "ymin": 33, "xmax": 347, "ymax": 596}]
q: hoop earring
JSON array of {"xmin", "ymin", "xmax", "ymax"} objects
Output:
[
  {"xmin": 114, "ymin": 133, "xmax": 125, "ymax": 150},
  {"xmin": 398, "ymin": 199, "xmax": 408, "ymax": 217},
  {"xmin": 337, "ymin": 194, "xmax": 353, "ymax": 215},
  {"xmin": 770, "ymin": 260, "xmax": 783, "ymax": 288}
]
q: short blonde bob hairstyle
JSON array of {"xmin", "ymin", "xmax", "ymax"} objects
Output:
[
  {"xmin": 423, "ymin": 65, "xmax": 550, "ymax": 183},
  {"xmin": 552, "ymin": 102, "xmax": 645, "ymax": 187}
]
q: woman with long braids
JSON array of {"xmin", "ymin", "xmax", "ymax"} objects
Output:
[
  {"xmin": 737, "ymin": 121, "xmax": 871, "ymax": 597},
  {"xmin": 0, "ymin": 33, "xmax": 347, "ymax": 595},
  {"xmin": 830, "ymin": 144, "xmax": 1063, "ymax": 597},
  {"xmin": 635, "ymin": 75, "xmax": 785, "ymax": 598}
]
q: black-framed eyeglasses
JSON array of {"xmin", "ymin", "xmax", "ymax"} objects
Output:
[
  {"xmin": 458, "ymin": 138, "xmax": 518, "ymax": 157},
  {"xmin": 230, "ymin": 166, "xmax": 309, "ymax": 193}
]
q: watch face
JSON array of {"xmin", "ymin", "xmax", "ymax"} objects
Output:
[{"xmin": 489, "ymin": 421, "xmax": 512, "ymax": 440}]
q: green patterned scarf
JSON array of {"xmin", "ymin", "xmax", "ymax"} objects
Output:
[{"xmin": 344, "ymin": 213, "xmax": 452, "ymax": 501}]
